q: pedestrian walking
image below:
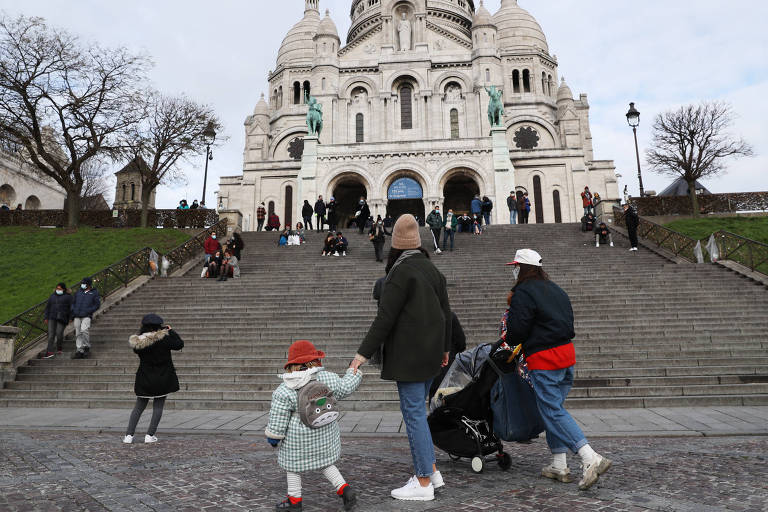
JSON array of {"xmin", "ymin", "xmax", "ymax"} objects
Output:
[
  {"xmin": 123, "ymin": 314, "xmax": 184, "ymax": 444},
  {"xmin": 442, "ymin": 208, "xmax": 457, "ymax": 251},
  {"xmin": 507, "ymin": 191, "xmax": 517, "ymax": 224},
  {"xmin": 265, "ymin": 340, "xmax": 362, "ymax": 511},
  {"xmin": 481, "ymin": 196, "xmax": 493, "ymax": 226},
  {"xmin": 326, "ymin": 197, "xmax": 337, "ymax": 232},
  {"xmin": 522, "ymin": 193, "xmax": 531, "ymax": 224},
  {"xmin": 350, "ymin": 214, "xmax": 452, "ymax": 501},
  {"xmin": 314, "ymin": 195, "xmax": 327, "ymax": 232},
  {"xmin": 71, "ymin": 277, "xmax": 100, "ymax": 359},
  {"xmin": 302, "ymin": 200, "xmax": 314, "ymax": 231},
  {"xmin": 355, "ymin": 198, "xmax": 370, "ymax": 235},
  {"xmin": 624, "ymin": 203, "xmax": 639, "ymax": 251},
  {"xmin": 426, "ymin": 205, "xmax": 443, "ymax": 254},
  {"xmin": 470, "ymin": 195, "xmax": 482, "ymax": 226},
  {"xmin": 43, "ymin": 282, "xmax": 73, "ymax": 358},
  {"xmin": 257, "ymin": 202, "xmax": 267, "ymax": 231},
  {"xmin": 369, "ymin": 216, "xmax": 387, "ymax": 262},
  {"xmin": 581, "ymin": 187, "xmax": 593, "ymax": 216},
  {"xmin": 504, "ymin": 249, "xmax": 611, "ymax": 490}
]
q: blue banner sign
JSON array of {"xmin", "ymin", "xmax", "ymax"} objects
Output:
[{"xmin": 388, "ymin": 177, "xmax": 423, "ymax": 200}]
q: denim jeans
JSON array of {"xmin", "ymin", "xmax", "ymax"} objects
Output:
[
  {"xmin": 529, "ymin": 367, "xmax": 588, "ymax": 454},
  {"xmin": 442, "ymin": 228, "xmax": 454, "ymax": 250},
  {"xmin": 509, "ymin": 209, "xmax": 517, "ymax": 224},
  {"xmin": 483, "ymin": 212, "xmax": 491, "ymax": 225},
  {"xmin": 397, "ymin": 380, "xmax": 435, "ymax": 477}
]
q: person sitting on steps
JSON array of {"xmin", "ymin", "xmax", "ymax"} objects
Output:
[
  {"xmin": 333, "ymin": 232, "xmax": 348, "ymax": 257},
  {"xmin": 322, "ymin": 233, "xmax": 336, "ymax": 256},
  {"xmin": 595, "ymin": 222, "xmax": 614, "ymax": 248}
]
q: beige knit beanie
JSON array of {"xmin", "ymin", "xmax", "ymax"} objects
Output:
[{"xmin": 391, "ymin": 214, "xmax": 421, "ymax": 249}]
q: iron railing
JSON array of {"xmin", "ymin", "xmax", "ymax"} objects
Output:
[
  {"xmin": 2, "ymin": 218, "xmax": 228, "ymax": 356},
  {"xmin": 613, "ymin": 206, "xmax": 768, "ymax": 276},
  {"xmin": 0, "ymin": 208, "xmax": 220, "ymax": 229}
]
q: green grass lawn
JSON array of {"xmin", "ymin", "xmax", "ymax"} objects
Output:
[
  {"xmin": 665, "ymin": 216, "xmax": 768, "ymax": 244},
  {"xmin": 0, "ymin": 227, "xmax": 192, "ymax": 323}
]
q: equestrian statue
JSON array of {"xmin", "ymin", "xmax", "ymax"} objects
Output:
[
  {"xmin": 485, "ymin": 85, "xmax": 505, "ymax": 127},
  {"xmin": 306, "ymin": 92, "xmax": 323, "ymax": 137}
]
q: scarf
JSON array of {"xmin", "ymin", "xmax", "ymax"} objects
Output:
[
  {"xmin": 280, "ymin": 366, "xmax": 322, "ymax": 390},
  {"xmin": 385, "ymin": 249, "xmax": 421, "ymax": 283}
]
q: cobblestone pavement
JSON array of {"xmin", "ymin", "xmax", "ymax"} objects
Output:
[{"xmin": 1, "ymin": 431, "xmax": 767, "ymax": 511}]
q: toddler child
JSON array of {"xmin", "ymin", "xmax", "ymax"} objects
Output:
[{"xmin": 266, "ymin": 340, "xmax": 363, "ymax": 511}]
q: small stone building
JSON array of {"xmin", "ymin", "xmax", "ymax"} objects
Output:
[{"xmin": 112, "ymin": 157, "xmax": 156, "ymax": 210}]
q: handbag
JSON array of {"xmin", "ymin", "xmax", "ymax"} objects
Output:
[{"xmin": 488, "ymin": 352, "xmax": 544, "ymax": 442}]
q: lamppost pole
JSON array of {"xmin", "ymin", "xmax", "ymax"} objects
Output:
[
  {"xmin": 202, "ymin": 144, "xmax": 211, "ymax": 207},
  {"xmin": 200, "ymin": 122, "xmax": 217, "ymax": 207},
  {"xmin": 626, "ymin": 102, "xmax": 644, "ymax": 197}
]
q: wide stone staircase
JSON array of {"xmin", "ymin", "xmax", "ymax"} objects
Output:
[{"xmin": 2, "ymin": 223, "xmax": 768, "ymax": 410}]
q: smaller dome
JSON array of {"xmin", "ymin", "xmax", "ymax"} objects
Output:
[
  {"xmin": 253, "ymin": 94, "xmax": 269, "ymax": 116},
  {"xmin": 316, "ymin": 10, "xmax": 340, "ymax": 39},
  {"xmin": 557, "ymin": 77, "xmax": 573, "ymax": 103},
  {"xmin": 472, "ymin": 1, "xmax": 496, "ymax": 29},
  {"xmin": 276, "ymin": 9, "xmax": 321, "ymax": 67}
]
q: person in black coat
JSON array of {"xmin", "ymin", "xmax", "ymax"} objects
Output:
[
  {"xmin": 623, "ymin": 203, "xmax": 640, "ymax": 251},
  {"xmin": 369, "ymin": 216, "xmax": 387, "ymax": 262},
  {"xmin": 326, "ymin": 197, "xmax": 337, "ymax": 232},
  {"xmin": 314, "ymin": 195, "xmax": 327, "ymax": 232},
  {"xmin": 356, "ymin": 198, "xmax": 370, "ymax": 234},
  {"xmin": 229, "ymin": 232, "xmax": 245, "ymax": 260},
  {"xmin": 302, "ymin": 200, "xmax": 314, "ymax": 231},
  {"xmin": 123, "ymin": 314, "xmax": 184, "ymax": 444},
  {"xmin": 43, "ymin": 282, "xmax": 73, "ymax": 358}
]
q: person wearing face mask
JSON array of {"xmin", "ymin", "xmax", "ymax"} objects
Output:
[
  {"xmin": 441, "ymin": 208, "xmax": 457, "ymax": 252},
  {"xmin": 355, "ymin": 198, "xmax": 370, "ymax": 235},
  {"xmin": 425, "ymin": 205, "xmax": 443, "ymax": 254},
  {"xmin": 43, "ymin": 282, "xmax": 73, "ymax": 358},
  {"xmin": 369, "ymin": 215, "xmax": 388, "ymax": 262},
  {"xmin": 504, "ymin": 249, "xmax": 611, "ymax": 490},
  {"xmin": 71, "ymin": 277, "xmax": 101, "ymax": 359},
  {"xmin": 204, "ymin": 231, "xmax": 222, "ymax": 265}
]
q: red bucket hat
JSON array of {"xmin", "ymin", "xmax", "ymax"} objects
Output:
[{"xmin": 284, "ymin": 340, "xmax": 326, "ymax": 369}]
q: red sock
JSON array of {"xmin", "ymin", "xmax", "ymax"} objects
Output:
[
  {"xmin": 288, "ymin": 496, "xmax": 302, "ymax": 505},
  {"xmin": 336, "ymin": 483, "xmax": 349, "ymax": 496}
]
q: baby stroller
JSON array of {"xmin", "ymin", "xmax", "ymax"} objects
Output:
[{"xmin": 427, "ymin": 341, "xmax": 516, "ymax": 473}]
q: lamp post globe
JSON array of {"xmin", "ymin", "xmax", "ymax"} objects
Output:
[
  {"xmin": 626, "ymin": 102, "xmax": 644, "ymax": 197},
  {"xmin": 201, "ymin": 122, "xmax": 217, "ymax": 207}
]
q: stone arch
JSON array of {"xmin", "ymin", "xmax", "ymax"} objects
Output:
[
  {"xmin": 271, "ymin": 128, "xmax": 309, "ymax": 160},
  {"xmin": 326, "ymin": 170, "xmax": 373, "ymax": 228},
  {"xmin": 24, "ymin": 195, "xmax": 41, "ymax": 210},
  {"xmin": 385, "ymin": 71, "xmax": 427, "ymax": 93},
  {"xmin": 0, "ymin": 183, "xmax": 16, "ymax": 205},
  {"xmin": 377, "ymin": 163, "xmax": 432, "ymax": 198},
  {"xmin": 436, "ymin": 163, "xmax": 487, "ymax": 194},
  {"xmin": 432, "ymin": 71, "xmax": 473, "ymax": 95},
  {"xmin": 323, "ymin": 167, "xmax": 375, "ymax": 200},
  {"xmin": 339, "ymin": 76, "xmax": 379, "ymax": 99},
  {"xmin": 528, "ymin": 170, "xmax": 546, "ymax": 224},
  {"xmin": 506, "ymin": 116, "xmax": 559, "ymax": 149},
  {"xmin": 381, "ymin": 167, "xmax": 428, "ymax": 222}
]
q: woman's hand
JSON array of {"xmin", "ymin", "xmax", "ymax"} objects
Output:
[
  {"xmin": 349, "ymin": 358, "xmax": 363, "ymax": 374},
  {"xmin": 441, "ymin": 352, "xmax": 450, "ymax": 367}
]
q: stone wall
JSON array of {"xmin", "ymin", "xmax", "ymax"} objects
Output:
[{"xmin": 633, "ymin": 192, "xmax": 768, "ymax": 216}]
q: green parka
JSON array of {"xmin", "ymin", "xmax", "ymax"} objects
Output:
[{"xmin": 357, "ymin": 252, "xmax": 452, "ymax": 381}]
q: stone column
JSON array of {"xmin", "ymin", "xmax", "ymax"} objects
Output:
[
  {"xmin": 297, "ymin": 136, "xmax": 319, "ymax": 221},
  {"xmin": 0, "ymin": 326, "xmax": 19, "ymax": 386},
  {"xmin": 490, "ymin": 126, "xmax": 515, "ymax": 225}
]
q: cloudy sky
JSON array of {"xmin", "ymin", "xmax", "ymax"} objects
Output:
[{"xmin": 4, "ymin": 0, "xmax": 767, "ymax": 206}]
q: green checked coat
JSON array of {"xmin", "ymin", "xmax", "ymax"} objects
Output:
[{"xmin": 265, "ymin": 368, "xmax": 363, "ymax": 473}]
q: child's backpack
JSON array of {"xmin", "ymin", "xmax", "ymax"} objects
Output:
[{"xmin": 297, "ymin": 379, "xmax": 340, "ymax": 429}]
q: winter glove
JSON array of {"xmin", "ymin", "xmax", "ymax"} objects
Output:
[{"xmin": 267, "ymin": 437, "xmax": 280, "ymax": 447}]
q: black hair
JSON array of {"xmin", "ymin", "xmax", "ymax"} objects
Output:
[
  {"xmin": 139, "ymin": 323, "xmax": 163, "ymax": 334},
  {"xmin": 56, "ymin": 282, "xmax": 67, "ymax": 290},
  {"xmin": 385, "ymin": 247, "xmax": 430, "ymax": 274},
  {"xmin": 513, "ymin": 263, "xmax": 549, "ymax": 291}
]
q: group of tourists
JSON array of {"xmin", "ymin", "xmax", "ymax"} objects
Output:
[
  {"xmin": 506, "ymin": 191, "xmax": 532, "ymax": 224},
  {"xmin": 42, "ymin": 277, "xmax": 101, "ymax": 359},
  {"xmin": 580, "ymin": 186, "xmax": 601, "ymax": 216},
  {"xmin": 201, "ymin": 231, "xmax": 243, "ymax": 280},
  {"xmin": 177, "ymin": 199, "xmax": 202, "ymax": 210},
  {"xmin": 321, "ymin": 232, "xmax": 349, "ymax": 256},
  {"xmin": 301, "ymin": 195, "xmax": 340, "ymax": 233}
]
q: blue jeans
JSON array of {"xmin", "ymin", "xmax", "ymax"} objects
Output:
[
  {"xmin": 442, "ymin": 229, "xmax": 454, "ymax": 250},
  {"xmin": 397, "ymin": 380, "xmax": 435, "ymax": 477},
  {"xmin": 529, "ymin": 367, "xmax": 588, "ymax": 454},
  {"xmin": 483, "ymin": 212, "xmax": 491, "ymax": 225},
  {"xmin": 509, "ymin": 209, "xmax": 517, "ymax": 224}
]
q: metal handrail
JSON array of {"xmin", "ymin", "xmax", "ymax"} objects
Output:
[{"xmin": 2, "ymin": 218, "xmax": 228, "ymax": 356}]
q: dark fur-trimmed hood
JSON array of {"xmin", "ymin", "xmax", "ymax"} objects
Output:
[{"xmin": 129, "ymin": 329, "xmax": 169, "ymax": 350}]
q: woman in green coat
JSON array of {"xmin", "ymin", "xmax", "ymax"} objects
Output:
[{"xmin": 350, "ymin": 214, "xmax": 452, "ymax": 502}]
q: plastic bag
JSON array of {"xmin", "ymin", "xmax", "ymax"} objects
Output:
[
  {"xmin": 706, "ymin": 234, "xmax": 719, "ymax": 262},
  {"xmin": 149, "ymin": 249, "xmax": 159, "ymax": 277},
  {"xmin": 694, "ymin": 241, "xmax": 704, "ymax": 264},
  {"xmin": 161, "ymin": 256, "xmax": 170, "ymax": 277}
]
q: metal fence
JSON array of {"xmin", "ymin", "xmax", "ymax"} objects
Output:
[
  {"xmin": 613, "ymin": 206, "xmax": 768, "ymax": 276},
  {"xmin": 2, "ymin": 218, "xmax": 228, "ymax": 356},
  {"xmin": 0, "ymin": 208, "xmax": 219, "ymax": 229}
]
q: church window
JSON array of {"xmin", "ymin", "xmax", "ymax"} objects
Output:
[
  {"xmin": 548, "ymin": 74, "xmax": 553, "ymax": 96},
  {"xmin": 122, "ymin": 184, "xmax": 126, "ymax": 201},
  {"xmin": 303, "ymin": 81, "xmax": 311, "ymax": 102},
  {"xmin": 356, "ymin": 113, "xmax": 364, "ymax": 142},
  {"xmin": 450, "ymin": 109, "xmax": 459, "ymax": 139},
  {"xmin": 322, "ymin": 77, "xmax": 326, "ymax": 90},
  {"xmin": 514, "ymin": 126, "xmax": 540, "ymax": 150},
  {"xmin": 542, "ymin": 72, "xmax": 547, "ymax": 95},
  {"xmin": 288, "ymin": 137, "xmax": 305, "ymax": 160},
  {"xmin": 512, "ymin": 70, "xmax": 520, "ymax": 93},
  {"xmin": 293, "ymin": 82, "xmax": 301, "ymax": 105},
  {"xmin": 130, "ymin": 183, "xmax": 135, "ymax": 201},
  {"xmin": 485, "ymin": 68, "xmax": 490, "ymax": 82},
  {"xmin": 533, "ymin": 175, "xmax": 544, "ymax": 223},
  {"xmin": 284, "ymin": 186, "xmax": 293, "ymax": 226},
  {"xmin": 553, "ymin": 190, "xmax": 562, "ymax": 223},
  {"xmin": 278, "ymin": 86, "xmax": 283, "ymax": 107},
  {"xmin": 400, "ymin": 85, "xmax": 412, "ymax": 130},
  {"xmin": 322, "ymin": 42, "xmax": 327, "ymax": 53},
  {"xmin": 268, "ymin": 201, "xmax": 275, "ymax": 216},
  {"xmin": 523, "ymin": 69, "xmax": 531, "ymax": 93}
]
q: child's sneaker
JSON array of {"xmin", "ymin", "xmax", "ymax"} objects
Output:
[
  {"xmin": 391, "ymin": 476, "xmax": 434, "ymax": 501},
  {"xmin": 122, "ymin": 435, "xmax": 133, "ymax": 444},
  {"xmin": 430, "ymin": 471, "xmax": 445, "ymax": 489},
  {"xmin": 144, "ymin": 435, "xmax": 158, "ymax": 444},
  {"xmin": 275, "ymin": 496, "xmax": 302, "ymax": 510},
  {"xmin": 541, "ymin": 464, "xmax": 573, "ymax": 483},
  {"xmin": 339, "ymin": 484, "xmax": 356, "ymax": 510}
]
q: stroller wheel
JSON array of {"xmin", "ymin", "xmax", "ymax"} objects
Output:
[
  {"xmin": 471, "ymin": 457, "xmax": 484, "ymax": 473},
  {"xmin": 448, "ymin": 454, "xmax": 461, "ymax": 462},
  {"xmin": 497, "ymin": 452, "xmax": 512, "ymax": 471}
]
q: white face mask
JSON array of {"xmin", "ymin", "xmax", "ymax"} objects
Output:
[
  {"xmin": 212, "ymin": 234, "xmax": 216, "ymax": 239},
  {"xmin": 55, "ymin": 289, "xmax": 64, "ymax": 295},
  {"xmin": 81, "ymin": 283, "xmax": 87, "ymax": 290},
  {"xmin": 512, "ymin": 266, "xmax": 521, "ymax": 281}
]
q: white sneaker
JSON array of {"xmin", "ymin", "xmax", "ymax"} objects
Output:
[
  {"xmin": 578, "ymin": 455, "xmax": 612, "ymax": 490},
  {"xmin": 122, "ymin": 435, "xmax": 133, "ymax": 444},
  {"xmin": 430, "ymin": 471, "xmax": 445, "ymax": 489},
  {"xmin": 391, "ymin": 476, "xmax": 434, "ymax": 501},
  {"xmin": 333, "ymin": 252, "xmax": 340, "ymax": 257},
  {"xmin": 436, "ymin": 248, "xmax": 442, "ymax": 254},
  {"xmin": 541, "ymin": 464, "xmax": 573, "ymax": 483},
  {"xmin": 144, "ymin": 435, "xmax": 158, "ymax": 444},
  {"xmin": 610, "ymin": 242, "xmax": 614, "ymax": 247},
  {"xmin": 595, "ymin": 242, "xmax": 600, "ymax": 247},
  {"xmin": 342, "ymin": 251, "xmax": 346, "ymax": 257}
]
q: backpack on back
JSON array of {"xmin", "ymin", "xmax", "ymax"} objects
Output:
[{"xmin": 297, "ymin": 379, "xmax": 339, "ymax": 428}]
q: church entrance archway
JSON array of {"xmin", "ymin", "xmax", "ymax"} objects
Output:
[
  {"xmin": 332, "ymin": 175, "xmax": 368, "ymax": 230},
  {"xmin": 386, "ymin": 176, "xmax": 425, "ymax": 225},
  {"xmin": 0, "ymin": 184, "xmax": 16, "ymax": 205},
  {"xmin": 443, "ymin": 171, "xmax": 480, "ymax": 214}
]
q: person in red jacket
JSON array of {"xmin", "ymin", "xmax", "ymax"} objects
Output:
[
  {"xmin": 580, "ymin": 187, "xmax": 593, "ymax": 216},
  {"xmin": 204, "ymin": 233, "xmax": 221, "ymax": 265}
]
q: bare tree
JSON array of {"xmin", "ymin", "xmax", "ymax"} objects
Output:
[
  {"xmin": 0, "ymin": 14, "xmax": 149, "ymax": 226},
  {"xmin": 81, "ymin": 157, "xmax": 111, "ymax": 204},
  {"xmin": 646, "ymin": 101, "xmax": 754, "ymax": 216},
  {"xmin": 125, "ymin": 91, "xmax": 221, "ymax": 227}
]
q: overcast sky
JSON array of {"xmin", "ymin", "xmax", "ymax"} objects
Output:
[{"xmin": 4, "ymin": 0, "xmax": 767, "ymax": 206}]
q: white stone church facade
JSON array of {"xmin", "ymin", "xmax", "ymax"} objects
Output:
[{"xmin": 218, "ymin": 0, "xmax": 618, "ymax": 229}]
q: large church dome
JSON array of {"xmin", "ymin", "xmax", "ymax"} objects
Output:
[
  {"xmin": 276, "ymin": 7, "xmax": 321, "ymax": 67},
  {"xmin": 494, "ymin": 0, "xmax": 549, "ymax": 53}
]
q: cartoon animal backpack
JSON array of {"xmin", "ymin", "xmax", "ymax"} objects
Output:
[{"xmin": 298, "ymin": 379, "xmax": 340, "ymax": 428}]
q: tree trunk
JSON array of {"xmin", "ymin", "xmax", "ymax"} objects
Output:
[
  {"xmin": 687, "ymin": 179, "xmax": 700, "ymax": 218},
  {"xmin": 140, "ymin": 185, "xmax": 154, "ymax": 228},
  {"xmin": 65, "ymin": 191, "xmax": 81, "ymax": 228}
]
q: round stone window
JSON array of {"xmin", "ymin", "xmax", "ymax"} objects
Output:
[
  {"xmin": 514, "ymin": 126, "xmax": 540, "ymax": 150},
  {"xmin": 288, "ymin": 137, "xmax": 305, "ymax": 160}
]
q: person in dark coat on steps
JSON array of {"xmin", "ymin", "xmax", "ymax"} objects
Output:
[
  {"xmin": 301, "ymin": 200, "xmax": 314, "ymax": 231},
  {"xmin": 505, "ymin": 249, "xmax": 611, "ymax": 490},
  {"xmin": 350, "ymin": 214, "xmax": 451, "ymax": 502},
  {"xmin": 43, "ymin": 282, "xmax": 73, "ymax": 358},
  {"xmin": 71, "ymin": 277, "xmax": 100, "ymax": 359},
  {"xmin": 369, "ymin": 216, "xmax": 387, "ymax": 262},
  {"xmin": 314, "ymin": 195, "xmax": 327, "ymax": 232},
  {"xmin": 624, "ymin": 203, "xmax": 640, "ymax": 251},
  {"xmin": 123, "ymin": 314, "xmax": 184, "ymax": 444},
  {"xmin": 355, "ymin": 198, "xmax": 370, "ymax": 234}
]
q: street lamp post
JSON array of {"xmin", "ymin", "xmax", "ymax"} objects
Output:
[
  {"xmin": 201, "ymin": 122, "xmax": 217, "ymax": 207},
  {"xmin": 625, "ymin": 102, "xmax": 644, "ymax": 197}
]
